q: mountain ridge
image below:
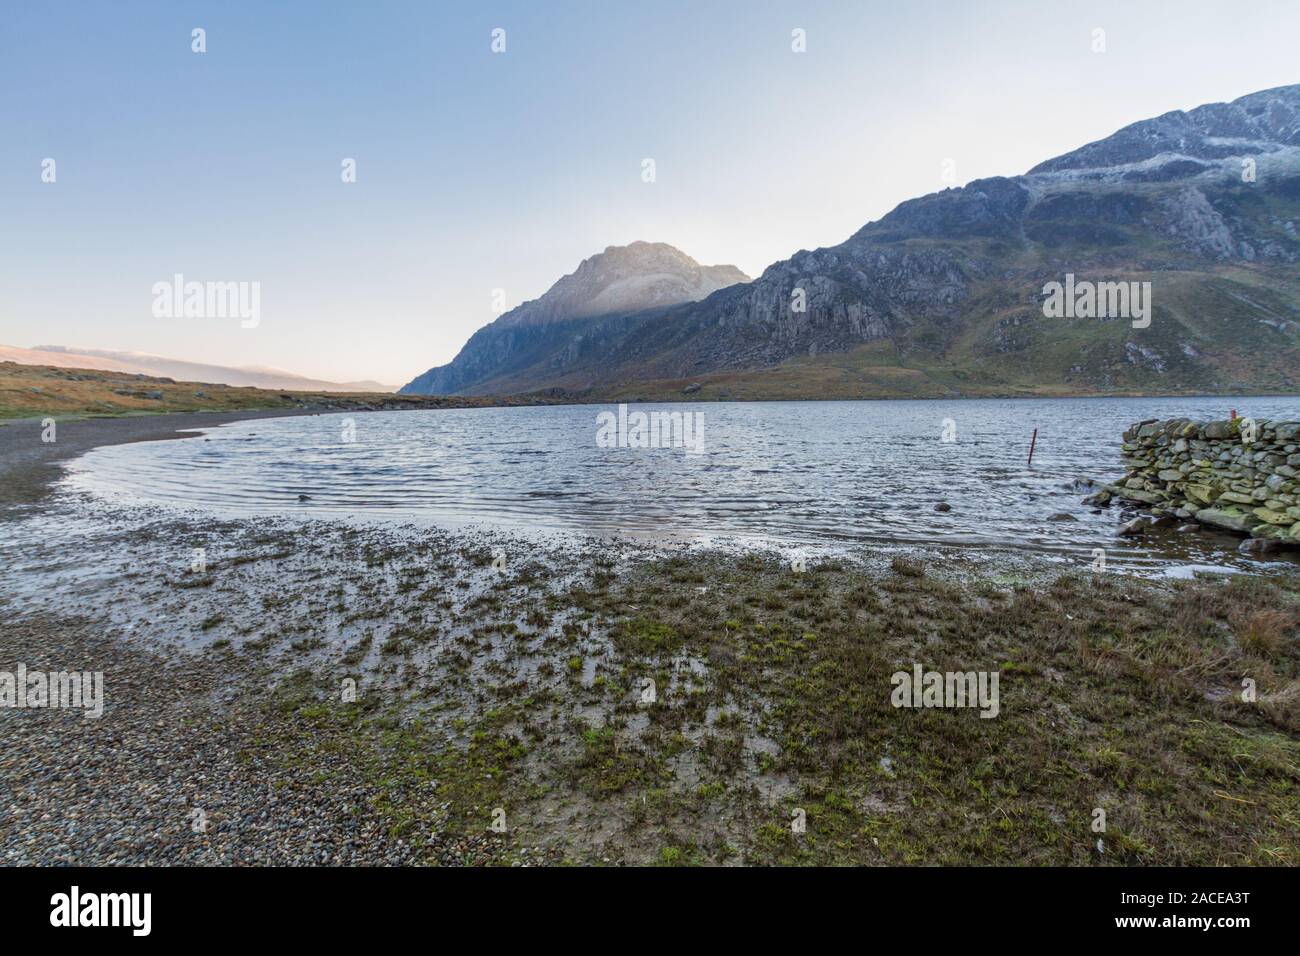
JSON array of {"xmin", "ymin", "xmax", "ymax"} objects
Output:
[
  {"xmin": 401, "ymin": 242, "xmax": 748, "ymax": 395},
  {"xmin": 402, "ymin": 84, "xmax": 1300, "ymax": 400}
]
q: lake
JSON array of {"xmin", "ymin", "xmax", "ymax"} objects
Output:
[{"xmin": 64, "ymin": 396, "xmax": 1300, "ymax": 574}]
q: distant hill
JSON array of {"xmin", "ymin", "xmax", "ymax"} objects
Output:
[
  {"xmin": 0, "ymin": 360, "xmax": 534, "ymax": 420},
  {"xmin": 402, "ymin": 84, "xmax": 1300, "ymax": 401},
  {"xmin": 1, "ymin": 345, "xmax": 397, "ymax": 393}
]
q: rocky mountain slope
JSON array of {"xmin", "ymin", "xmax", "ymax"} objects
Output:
[
  {"xmin": 401, "ymin": 242, "xmax": 748, "ymax": 395},
  {"xmin": 403, "ymin": 84, "xmax": 1300, "ymax": 400}
]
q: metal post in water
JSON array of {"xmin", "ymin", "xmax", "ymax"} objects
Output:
[{"xmin": 1027, "ymin": 428, "xmax": 1038, "ymax": 467}]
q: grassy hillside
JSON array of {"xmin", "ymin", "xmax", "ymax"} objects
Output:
[{"xmin": 0, "ymin": 361, "xmax": 536, "ymax": 420}]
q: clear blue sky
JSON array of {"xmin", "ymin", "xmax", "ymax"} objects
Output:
[{"xmin": 2, "ymin": 0, "xmax": 1297, "ymax": 385}]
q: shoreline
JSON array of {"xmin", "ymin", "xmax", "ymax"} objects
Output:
[
  {"xmin": 1, "ymin": 408, "xmax": 1297, "ymax": 865},
  {"xmin": 5, "ymin": 390, "xmax": 1300, "ymax": 517},
  {"xmin": 22, "ymin": 401, "xmax": 1300, "ymax": 578},
  {"xmin": 0, "ymin": 409, "xmax": 335, "ymax": 509}
]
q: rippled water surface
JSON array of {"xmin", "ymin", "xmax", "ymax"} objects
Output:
[{"xmin": 64, "ymin": 397, "xmax": 1300, "ymax": 573}]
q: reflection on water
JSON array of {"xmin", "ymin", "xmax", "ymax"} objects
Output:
[{"xmin": 63, "ymin": 396, "xmax": 1300, "ymax": 574}]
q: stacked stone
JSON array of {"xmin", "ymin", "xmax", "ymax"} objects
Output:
[{"xmin": 1092, "ymin": 417, "xmax": 1300, "ymax": 546}]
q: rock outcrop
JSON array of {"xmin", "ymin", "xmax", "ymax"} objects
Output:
[
  {"xmin": 1097, "ymin": 417, "xmax": 1300, "ymax": 546},
  {"xmin": 1028, "ymin": 85, "xmax": 1300, "ymax": 175}
]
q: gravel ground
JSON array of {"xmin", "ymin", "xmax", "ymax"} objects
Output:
[
  {"xmin": 0, "ymin": 615, "xmax": 414, "ymax": 865},
  {"xmin": 0, "ymin": 613, "xmax": 568, "ymax": 865}
]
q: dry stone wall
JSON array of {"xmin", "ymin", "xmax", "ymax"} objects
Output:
[{"xmin": 1091, "ymin": 417, "xmax": 1300, "ymax": 549}]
